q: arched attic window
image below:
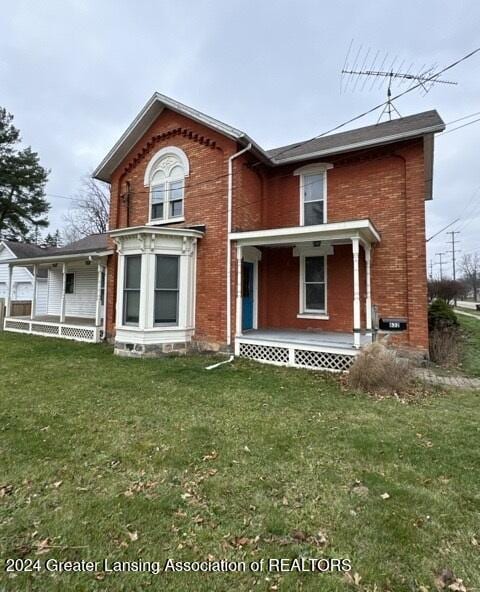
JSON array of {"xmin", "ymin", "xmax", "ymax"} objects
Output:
[{"xmin": 144, "ymin": 147, "xmax": 189, "ymax": 223}]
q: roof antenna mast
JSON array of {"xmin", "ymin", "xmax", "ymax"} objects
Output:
[{"xmin": 341, "ymin": 41, "xmax": 457, "ymax": 122}]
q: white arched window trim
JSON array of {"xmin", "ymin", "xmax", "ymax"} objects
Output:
[
  {"xmin": 144, "ymin": 146, "xmax": 190, "ymax": 187},
  {"xmin": 145, "ymin": 147, "xmax": 190, "ymax": 225}
]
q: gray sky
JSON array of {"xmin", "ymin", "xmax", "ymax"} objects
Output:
[{"xmin": 1, "ymin": 0, "xmax": 479, "ymax": 275}]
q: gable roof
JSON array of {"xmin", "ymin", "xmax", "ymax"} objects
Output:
[
  {"xmin": 52, "ymin": 233, "xmax": 108, "ymax": 256},
  {"xmin": 267, "ymin": 110, "xmax": 445, "ymax": 163},
  {"xmin": 93, "ymin": 92, "xmax": 445, "ymax": 183},
  {"xmin": 1, "ymin": 240, "xmax": 49, "ymax": 259}
]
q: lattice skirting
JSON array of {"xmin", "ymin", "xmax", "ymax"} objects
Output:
[
  {"xmin": 238, "ymin": 341, "xmax": 355, "ymax": 372},
  {"xmin": 4, "ymin": 319, "xmax": 99, "ymax": 343}
]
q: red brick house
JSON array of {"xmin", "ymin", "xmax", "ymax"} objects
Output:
[{"xmin": 3, "ymin": 93, "xmax": 445, "ymax": 371}]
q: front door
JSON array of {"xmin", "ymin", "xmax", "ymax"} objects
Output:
[{"xmin": 242, "ymin": 261, "xmax": 254, "ymax": 331}]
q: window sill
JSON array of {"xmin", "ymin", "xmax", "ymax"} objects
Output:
[
  {"xmin": 147, "ymin": 218, "xmax": 185, "ymax": 226},
  {"xmin": 297, "ymin": 313, "xmax": 330, "ymax": 320}
]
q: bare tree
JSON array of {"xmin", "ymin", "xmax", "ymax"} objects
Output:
[
  {"xmin": 62, "ymin": 175, "xmax": 110, "ymax": 244},
  {"xmin": 461, "ymin": 253, "xmax": 480, "ymax": 301}
]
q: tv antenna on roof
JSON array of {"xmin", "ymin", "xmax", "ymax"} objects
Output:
[{"xmin": 341, "ymin": 41, "xmax": 457, "ymax": 122}]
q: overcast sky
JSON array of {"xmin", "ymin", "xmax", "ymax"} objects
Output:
[{"xmin": 1, "ymin": 0, "xmax": 479, "ymax": 275}]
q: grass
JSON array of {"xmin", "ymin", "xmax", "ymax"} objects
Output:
[
  {"xmin": 1, "ymin": 332, "xmax": 480, "ymax": 591},
  {"xmin": 458, "ymin": 314, "xmax": 480, "ymax": 377}
]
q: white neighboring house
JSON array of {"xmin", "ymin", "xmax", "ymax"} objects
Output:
[
  {"xmin": 0, "ymin": 241, "xmax": 48, "ymax": 312},
  {"xmin": 3, "ymin": 234, "xmax": 111, "ymax": 343}
]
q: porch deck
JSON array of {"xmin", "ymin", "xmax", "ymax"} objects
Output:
[
  {"xmin": 236, "ymin": 328, "xmax": 372, "ymax": 372},
  {"xmin": 4, "ymin": 314, "xmax": 101, "ymax": 343}
]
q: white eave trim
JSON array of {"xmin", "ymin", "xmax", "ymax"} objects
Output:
[
  {"xmin": 6, "ymin": 250, "xmax": 113, "ymax": 266},
  {"xmin": 109, "ymin": 225, "xmax": 204, "ymax": 239},
  {"xmin": 230, "ymin": 220, "xmax": 381, "ymax": 246},
  {"xmin": 271, "ymin": 124, "xmax": 445, "ymax": 165}
]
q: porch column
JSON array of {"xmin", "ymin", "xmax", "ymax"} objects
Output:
[
  {"xmin": 365, "ymin": 244, "xmax": 372, "ymax": 332},
  {"xmin": 352, "ymin": 238, "xmax": 361, "ymax": 348},
  {"xmin": 95, "ymin": 262, "xmax": 103, "ymax": 327},
  {"xmin": 60, "ymin": 263, "xmax": 67, "ymax": 323},
  {"xmin": 31, "ymin": 264, "xmax": 38, "ymax": 320},
  {"xmin": 5, "ymin": 264, "xmax": 13, "ymax": 317},
  {"xmin": 235, "ymin": 246, "xmax": 243, "ymax": 339}
]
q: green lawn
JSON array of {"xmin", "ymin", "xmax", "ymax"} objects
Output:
[
  {"xmin": 1, "ymin": 332, "xmax": 480, "ymax": 591},
  {"xmin": 459, "ymin": 314, "xmax": 480, "ymax": 377}
]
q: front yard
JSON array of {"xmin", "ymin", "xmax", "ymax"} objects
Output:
[{"xmin": 1, "ymin": 330, "xmax": 479, "ymax": 591}]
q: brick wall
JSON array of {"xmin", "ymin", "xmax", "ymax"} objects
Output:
[{"xmin": 104, "ymin": 106, "xmax": 429, "ymax": 354}]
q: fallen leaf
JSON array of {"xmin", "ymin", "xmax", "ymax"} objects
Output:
[
  {"xmin": 381, "ymin": 492, "xmax": 390, "ymax": 500},
  {"xmin": 448, "ymin": 580, "xmax": 467, "ymax": 592},
  {"xmin": 53, "ymin": 481, "xmax": 63, "ymax": 489},
  {"xmin": 35, "ymin": 538, "xmax": 52, "ymax": 555},
  {"xmin": 202, "ymin": 451, "xmax": 218, "ymax": 461},
  {"xmin": 282, "ymin": 496, "xmax": 289, "ymax": 506},
  {"xmin": 243, "ymin": 445, "xmax": 251, "ymax": 453},
  {"xmin": 0, "ymin": 484, "xmax": 14, "ymax": 497},
  {"xmin": 127, "ymin": 531, "xmax": 138, "ymax": 542}
]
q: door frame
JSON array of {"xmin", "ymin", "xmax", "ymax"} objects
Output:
[{"xmin": 242, "ymin": 247, "xmax": 261, "ymax": 331}]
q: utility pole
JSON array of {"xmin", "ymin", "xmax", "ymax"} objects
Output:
[
  {"xmin": 435, "ymin": 252, "xmax": 447, "ymax": 280},
  {"xmin": 446, "ymin": 231, "xmax": 461, "ymax": 280},
  {"xmin": 429, "ymin": 259, "xmax": 434, "ymax": 280}
]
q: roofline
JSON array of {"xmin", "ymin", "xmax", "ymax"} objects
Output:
[
  {"xmin": 93, "ymin": 93, "xmax": 270, "ymax": 182},
  {"xmin": 270, "ymin": 123, "xmax": 445, "ymax": 165},
  {"xmin": 230, "ymin": 219, "xmax": 381, "ymax": 246},
  {"xmin": 6, "ymin": 250, "xmax": 113, "ymax": 266},
  {"xmin": 109, "ymin": 225, "xmax": 204, "ymax": 239}
]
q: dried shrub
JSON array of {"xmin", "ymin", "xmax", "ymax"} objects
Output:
[
  {"xmin": 429, "ymin": 327, "xmax": 461, "ymax": 366},
  {"xmin": 346, "ymin": 342, "xmax": 413, "ymax": 395}
]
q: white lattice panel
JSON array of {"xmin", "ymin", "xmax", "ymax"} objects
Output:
[
  {"xmin": 239, "ymin": 343, "xmax": 289, "ymax": 364},
  {"xmin": 61, "ymin": 326, "xmax": 95, "ymax": 341},
  {"xmin": 294, "ymin": 349, "xmax": 354, "ymax": 372},
  {"xmin": 32, "ymin": 323, "xmax": 60, "ymax": 335},
  {"xmin": 4, "ymin": 320, "xmax": 30, "ymax": 331}
]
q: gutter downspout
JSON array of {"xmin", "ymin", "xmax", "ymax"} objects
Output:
[{"xmin": 226, "ymin": 142, "xmax": 252, "ymax": 346}]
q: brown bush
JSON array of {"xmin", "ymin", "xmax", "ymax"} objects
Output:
[
  {"xmin": 346, "ymin": 342, "xmax": 413, "ymax": 395},
  {"xmin": 429, "ymin": 327, "xmax": 461, "ymax": 366}
]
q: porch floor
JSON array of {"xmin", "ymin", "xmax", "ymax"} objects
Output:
[
  {"xmin": 239, "ymin": 328, "xmax": 372, "ymax": 350},
  {"xmin": 13, "ymin": 315, "xmax": 97, "ymax": 327}
]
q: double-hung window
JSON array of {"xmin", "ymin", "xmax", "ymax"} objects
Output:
[
  {"xmin": 123, "ymin": 255, "xmax": 141, "ymax": 325},
  {"xmin": 302, "ymin": 172, "xmax": 325, "ymax": 225},
  {"xmin": 302, "ymin": 256, "xmax": 326, "ymax": 313},
  {"xmin": 154, "ymin": 255, "xmax": 179, "ymax": 325}
]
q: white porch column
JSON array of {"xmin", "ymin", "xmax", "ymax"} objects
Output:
[
  {"xmin": 31, "ymin": 264, "xmax": 38, "ymax": 320},
  {"xmin": 235, "ymin": 245, "xmax": 243, "ymax": 341},
  {"xmin": 352, "ymin": 238, "xmax": 361, "ymax": 348},
  {"xmin": 95, "ymin": 262, "xmax": 103, "ymax": 327},
  {"xmin": 60, "ymin": 263, "xmax": 67, "ymax": 323},
  {"xmin": 365, "ymin": 245, "xmax": 372, "ymax": 332},
  {"xmin": 5, "ymin": 264, "xmax": 13, "ymax": 317}
]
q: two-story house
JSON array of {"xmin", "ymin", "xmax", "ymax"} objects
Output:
[{"xmin": 3, "ymin": 93, "xmax": 445, "ymax": 371}]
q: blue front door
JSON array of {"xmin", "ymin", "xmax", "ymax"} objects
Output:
[{"xmin": 242, "ymin": 261, "xmax": 254, "ymax": 331}]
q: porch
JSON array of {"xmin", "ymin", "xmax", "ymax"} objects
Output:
[
  {"xmin": 4, "ymin": 315, "xmax": 101, "ymax": 343},
  {"xmin": 2, "ymin": 237, "xmax": 112, "ymax": 344},
  {"xmin": 237, "ymin": 328, "xmax": 372, "ymax": 371},
  {"xmin": 230, "ymin": 220, "xmax": 381, "ymax": 372}
]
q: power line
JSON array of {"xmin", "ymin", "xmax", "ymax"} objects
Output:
[{"xmin": 273, "ymin": 46, "xmax": 480, "ymax": 160}]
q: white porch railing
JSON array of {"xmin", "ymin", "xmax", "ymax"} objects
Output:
[{"xmin": 3, "ymin": 317, "xmax": 102, "ymax": 343}]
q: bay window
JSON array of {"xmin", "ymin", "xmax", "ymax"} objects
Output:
[
  {"xmin": 154, "ymin": 255, "xmax": 179, "ymax": 325},
  {"xmin": 123, "ymin": 255, "xmax": 141, "ymax": 324}
]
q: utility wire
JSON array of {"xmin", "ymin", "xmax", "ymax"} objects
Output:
[{"xmin": 272, "ymin": 46, "xmax": 480, "ymax": 160}]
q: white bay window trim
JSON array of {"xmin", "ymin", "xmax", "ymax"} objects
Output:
[
  {"xmin": 294, "ymin": 163, "xmax": 333, "ymax": 227},
  {"xmin": 111, "ymin": 227, "xmax": 202, "ymax": 347}
]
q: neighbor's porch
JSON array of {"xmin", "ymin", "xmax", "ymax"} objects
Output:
[
  {"xmin": 3, "ymin": 252, "xmax": 111, "ymax": 343},
  {"xmin": 230, "ymin": 220, "xmax": 380, "ymax": 371}
]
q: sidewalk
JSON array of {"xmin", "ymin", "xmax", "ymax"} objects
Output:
[{"xmin": 415, "ymin": 368, "xmax": 480, "ymax": 390}]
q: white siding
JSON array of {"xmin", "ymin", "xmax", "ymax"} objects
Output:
[
  {"xmin": 0, "ymin": 244, "xmax": 34, "ymax": 300},
  {"xmin": 36, "ymin": 279, "xmax": 48, "ymax": 314},
  {"xmin": 47, "ymin": 263, "xmax": 98, "ymax": 318}
]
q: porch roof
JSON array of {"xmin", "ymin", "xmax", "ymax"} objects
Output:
[{"xmin": 229, "ymin": 219, "xmax": 380, "ymax": 247}]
